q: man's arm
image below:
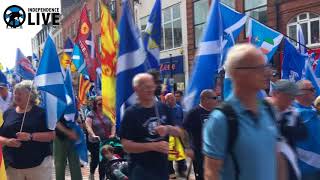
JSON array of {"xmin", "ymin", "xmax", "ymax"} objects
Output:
[
  {"xmin": 204, "ymin": 156, "xmax": 223, "ymax": 180},
  {"xmin": 121, "ymin": 138, "xmax": 169, "ymax": 154},
  {"xmin": 56, "ymin": 122, "xmax": 78, "ymax": 140}
]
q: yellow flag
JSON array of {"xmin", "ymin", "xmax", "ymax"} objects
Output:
[
  {"xmin": 168, "ymin": 136, "xmax": 186, "ymax": 161},
  {"xmin": 100, "ymin": 1, "xmax": 119, "ymax": 125},
  {"xmin": 60, "ymin": 53, "xmax": 77, "ymax": 72},
  {"xmin": 0, "ymin": 112, "xmax": 7, "ymax": 180}
]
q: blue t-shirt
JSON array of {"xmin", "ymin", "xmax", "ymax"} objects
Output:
[{"xmin": 203, "ymin": 94, "xmax": 278, "ymax": 180}]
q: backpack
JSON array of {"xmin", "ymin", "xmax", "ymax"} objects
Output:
[{"xmin": 214, "ymin": 99, "xmax": 275, "ymax": 180}]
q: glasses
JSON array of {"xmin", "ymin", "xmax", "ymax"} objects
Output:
[
  {"xmin": 208, "ymin": 96, "xmax": 220, "ymax": 100},
  {"xmin": 234, "ymin": 64, "xmax": 271, "ymax": 71},
  {"xmin": 301, "ymin": 88, "xmax": 315, "ymax": 93}
]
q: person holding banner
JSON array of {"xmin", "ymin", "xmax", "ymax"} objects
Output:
[{"xmin": 0, "ymin": 80, "xmax": 55, "ymax": 180}]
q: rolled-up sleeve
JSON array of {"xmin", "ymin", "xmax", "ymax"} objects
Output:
[{"xmin": 202, "ymin": 110, "xmax": 228, "ymax": 160}]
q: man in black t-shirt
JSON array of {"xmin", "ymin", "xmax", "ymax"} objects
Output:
[
  {"xmin": 119, "ymin": 73, "xmax": 182, "ymax": 180},
  {"xmin": 183, "ymin": 89, "xmax": 220, "ymax": 180}
]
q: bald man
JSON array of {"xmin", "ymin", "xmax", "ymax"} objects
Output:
[
  {"xmin": 183, "ymin": 89, "xmax": 219, "ymax": 180},
  {"xmin": 119, "ymin": 73, "xmax": 182, "ymax": 180},
  {"xmin": 203, "ymin": 44, "xmax": 279, "ymax": 180}
]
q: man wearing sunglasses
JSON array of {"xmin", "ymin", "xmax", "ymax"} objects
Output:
[
  {"xmin": 203, "ymin": 44, "xmax": 280, "ymax": 180},
  {"xmin": 294, "ymin": 80, "xmax": 320, "ymax": 180},
  {"xmin": 183, "ymin": 89, "xmax": 220, "ymax": 180}
]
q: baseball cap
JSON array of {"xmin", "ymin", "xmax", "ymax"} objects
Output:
[{"xmin": 271, "ymin": 79, "xmax": 302, "ymax": 96}]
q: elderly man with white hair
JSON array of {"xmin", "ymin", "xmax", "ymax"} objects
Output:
[
  {"xmin": 119, "ymin": 73, "xmax": 182, "ymax": 180},
  {"xmin": 203, "ymin": 44, "xmax": 281, "ymax": 180}
]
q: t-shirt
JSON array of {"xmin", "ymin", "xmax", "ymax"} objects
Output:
[
  {"xmin": 55, "ymin": 116, "xmax": 71, "ymax": 140},
  {"xmin": 0, "ymin": 106, "xmax": 53, "ymax": 169},
  {"xmin": 203, "ymin": 94, "xmax": 278, "ymax": 180},
  {"xmin": 119, "ymin": 102, "xmax": 174, "ymax": 175},
  {"xmin": 183, "ymin": 105, "xmax": 210, "ymax": 153},
  {"xmin": 86, "ymin": 111, "xmax": 113, "ymax": 141}
]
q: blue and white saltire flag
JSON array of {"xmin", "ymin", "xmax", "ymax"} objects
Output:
[
  {"xmin": 86, "ymin": 32, "xmax": 95, "ymax": 59},
  {"xmin": 116, "ymin": 0, "xmax": 147, "ymax": 129},
  {"xmin": 282, "ymin": 38, "xmax": 306, "ymax": 82},
  {"xmin": 305, "ymin": 62, "xmax": 320, "ymax": 96},
  {"xmin": 64, "ymin": 37, "xmax": 74, "ymax": 56},
  {"xmin": 294, "ymin": 102, "xmax": 320, "ymax": 175},
  {"xmin": 63, "ymin": 67, "xmax": 77, "ymax": 121},
  {"xmin": 68, "ymin": 121, "xmax": 88, "ymax": 165},
  {"xmin": 142, "ymin": 0, "xmax": 161, "ymax": 69},
  {"xmin": 72, "ymin": 44, "xmax": 90, "ymax": 78},
  {"xmin": 219, "ymin": 2, "xmax": 247, "ymax": 99},
  {"xmin": 219, "ymin": 2, "xmax": 247, "ymax": 66},
  {"xmin": 15, "ymin": 48, "xmax": 36, "ymax": 80},
  {"xmin": 34, "ymin": 36, "xmax": 69, "ymax": 130}
]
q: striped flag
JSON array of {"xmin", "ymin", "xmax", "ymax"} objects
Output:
[
  {"xmin": 100, "ymin": 0, "xmax": 119, "ymax": 125},
  {"xmin": 72, "ymin": 44, "xmax": 89, "ymax": 78},
  {"xmin": 78, "ymin": 74, "xmax": 91, "ymax": 106}
]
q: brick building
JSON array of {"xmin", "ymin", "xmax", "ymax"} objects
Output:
[{"xmin": 186, "ymin": 0, "xmax": 320, "ymax": 72}]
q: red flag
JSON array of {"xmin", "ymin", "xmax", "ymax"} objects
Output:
[{"xmin": 75, "ymin": 5, "xmax": 97, "ymax": 81}]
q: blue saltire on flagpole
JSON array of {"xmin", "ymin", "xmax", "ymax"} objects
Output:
[
  {"xmin": 142, "ymin": 0, "xmax": 161, "ymax": 70},
  {"xmin": 64, "ymin": 67, "xmax": 77, "ymax": 121},
  {"xmin": 34, "ymin": 35, "xmax": 69, "ymax": 130},
  {"xmin": 64, "ymin": 37, "xmax": 74, "ymax": 57},
  {"xmin": 184, "ymin": 0, "xmax": 223, "ymax": 110},
  {"xmin": 281, "ymin": 38, "xmax": 306, "ymax": 82},
  {"xmin": 116, "ymin": 0, "xmax": 147, "ymax": 129}
]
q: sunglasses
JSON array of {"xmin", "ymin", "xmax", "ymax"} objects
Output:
[
  {"xmin": 234, "ymin": 64, "xmax": 271, "ymax": 71},
  {"xmin": 208, "ymin": 96, "xmax": 220, "ymax": 100}
]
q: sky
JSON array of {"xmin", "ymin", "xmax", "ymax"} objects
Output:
[{"xmin": 0, "ymin": 0, "xmax": 61, "ymax": 69}]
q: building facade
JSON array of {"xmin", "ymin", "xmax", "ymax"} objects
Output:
[{"xmin": 187, "ymin": 0, "xmax": 320, "ymax": 74}]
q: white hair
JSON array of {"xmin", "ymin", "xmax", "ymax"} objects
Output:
[
  {"xmin": 132, "ymin": 73, "xmax": 153, "ymax": 88},
  {"xmin": 224, "ymin": 43, "xmax": 263, "ymax": 78}
]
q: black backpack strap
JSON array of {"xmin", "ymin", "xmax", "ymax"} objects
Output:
[
  {"xmin": 215, "ymin": 102, "xmax": 239, "ymax": 180},
  {"xmin": 261, "ymin": 99, "xmax": 276, "ymax": 122}
]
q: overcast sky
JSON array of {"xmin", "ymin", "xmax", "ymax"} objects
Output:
[{"xmin": 0, "ymin": 0, "xmax": 61, "ymax": 69}]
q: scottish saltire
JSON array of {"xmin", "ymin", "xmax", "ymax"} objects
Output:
[
  {"xmin": 293, "ymin": 103, "xmax": 320, "ymax": 175},
  {"xmin": 63, "ymin": 67, "xmax": 77, "ymax": 121},
  {"xmin": 72, "ymin": 44, "xmax": 89, "ymax": 78},
  {"xmin": 282, "ymin": 38, "xmax": 306, "ymax": 82},
  {"xmin": 219, "ymin": 2, "xmax": 247, "ymax": 65},
  {"xmin": 60, "ymin": 38, "xmax": 77, "ymax": 72},
  {"xmin": 100, "ymin": 1, "xmax": 119, "ymax": 125},
  {"xmin": 15, "ymin": 48, "xmax": 36, "ymax": 80},
  {"xmin": 142, "ymin": 0, "xmax": 161, "ymax": 69},
  {"xmin": 78, "ymin": 74, "xmax": 91, "ymax": 106},
  {"xmin": 305, "ymin": 61, "xmax": 320, "ymax": 96},
  {"xmin": 248, "ymin": 18, "xmax": 283, "ymax": 62},
  {"xmin": 116, "ymin": 0, "xmax": 147, "ymax": 128},
  {"xmin": 297, "ymin": 24, "xmax": 307, "ymax": 54},
  {"xmin": 184, "ymin": 0, "xmax": 223, "ymax": 110},
  {"xmin": 34, "ymin": 36, "xmax": 69, "ymax": 130}
]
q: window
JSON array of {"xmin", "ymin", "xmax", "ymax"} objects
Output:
[
  {"xmin": 221, "ymin": 0, "xmax": 235, "ymax": 8},
  {"xmin": 108, "ymin": 0, "xmax": 117, "ymax": 21},
  {"xmin": 244, "ymin": 0, "xmax": 267, "ymax": 24},
  {"xmin": 71, "ymin": 22, "xmax": 76, "ymax": 37},
  {"xmin": 161, "ymin": 3, "xmax": 182, "ymax": 50},
  {"xmin": 140, "ymin": 16, "xmax": 149, "ymax": 31},
  {"xmin": 287, "ymin": 12, "xmax": 320, "ymax": 47},
  {"xmin": 193, "ymin": 0, "xmax": 209, "ymax": 48},
  {"xmin": 95, "ymin": 0, "xmax": 101, "ymax": 21}
]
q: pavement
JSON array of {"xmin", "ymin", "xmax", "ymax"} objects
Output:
[{"xmin": 52, "ymin": 159, "xmax": 196, "ymax": 180}]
